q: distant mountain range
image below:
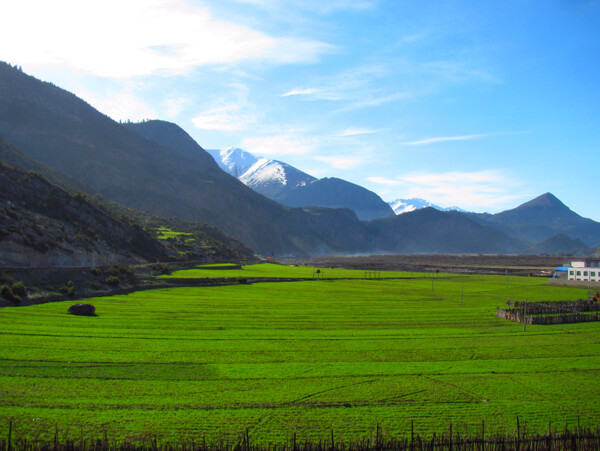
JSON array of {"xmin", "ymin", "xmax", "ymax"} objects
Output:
[
  {"xmin": 209, "ymin": 147, "xmax": 394, "ymax": 221},
  {"xmin": 1, "ymin": 61, "xmax": 599, "ymax": 260}
]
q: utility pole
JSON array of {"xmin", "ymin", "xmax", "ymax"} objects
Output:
[{"xmin": 523, "ymin": 299, "xmax": 527, "ymax": 332}]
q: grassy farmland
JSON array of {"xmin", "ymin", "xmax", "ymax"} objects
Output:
[{"xmin": 1, "ymin": 264, "xmax": 599, "ymax": 445}]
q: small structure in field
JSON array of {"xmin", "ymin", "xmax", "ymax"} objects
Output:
[{"xmin": 68, "ymin": 303, "xmax": 96, "ymax": 316}]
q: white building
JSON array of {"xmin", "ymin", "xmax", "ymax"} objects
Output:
[{"xmin": 567, "ymin": 259, "xmax": 600, "ymax": 282}]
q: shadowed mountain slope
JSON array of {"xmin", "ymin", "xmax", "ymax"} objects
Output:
[
  {"xmin": 368, "ymin": 208, "xmax": 525, "ymax": 254},
  {"xmin": 469, "ymin": 193, "xmax": 600, "ymax": 246},
  {"xmin": 0, "ymin": 62, "xmax": 373, "ymax": 256},
  {"xmin": 277, "ymin": 177, "xmax": 395, "ymax": 221}
]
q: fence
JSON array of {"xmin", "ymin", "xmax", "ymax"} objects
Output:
[
  {"xmin": 497, "ymin": 299, "xmax": 600, "ymax": 325},
  {"xmin": 2, "ymin": 422, "xmax": 600, "ymax": 451}
]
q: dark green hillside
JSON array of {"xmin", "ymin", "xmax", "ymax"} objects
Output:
[
  {"xmin": 0, "ymin": 62, "xmax": 372, "ymax": 256},
  {"xmin": 368, "ymin": 207, "xmax": 525, "ymax": 254},
  {"xmin": 526, "ymin": 233, "xmax": 591, "ymax": 255},
  {"xmin": 0, "ymin": 156, "xmax": 167, "ymax": 266}
]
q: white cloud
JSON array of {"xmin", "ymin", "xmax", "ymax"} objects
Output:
[
  {"xmin": 0, "ymin": 0, "xmax": 332, "ymax": 78},
  {"xmin": 242, "ymin": 135, "xmax": 311, "ymax": 156},
  {"xmin": 368, "ymin": 170, "xmax": 523, "ymax": 210},
  {"xmin": 233, "ymin": 0, "xmax": 374, "ymax": 15},
  {"xmin": 366, "ymin": 176, "xmax": 404, "ymax": 186},
  {"xmin": 335, "ymin": 127, "xmax": 384, "ymax": 137},
  {"xmin": 164, "ymin": 97, "xmax": 189, "ymax": 118},
  {"xmin": 314, "ymin": 156, "xmax": 363, "ymax": 169},
  {"xmin": 280, "ymin": 88, "xmax": 321, "ymax": 97},
  {"xmin": 192, "ymin": 105, "xmax": 254, "ymax": 131},
  {"xmin": 75, "ymin": 88, "xmax": 156, "ymax": 122}
]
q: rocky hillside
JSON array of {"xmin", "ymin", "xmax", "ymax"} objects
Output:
[{"xmin": 0, "ymin": 154, "xmax": 167, "ymax": 266}]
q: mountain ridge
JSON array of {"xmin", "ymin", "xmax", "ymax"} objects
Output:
[{"xmin": 209, "ymin": 147, "xmax": 394, "ymax": 221}]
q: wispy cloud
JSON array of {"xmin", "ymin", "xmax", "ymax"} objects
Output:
[
  {"xmin": 314, "ymin": 156, "xmax": 364, "ymax": 169},
  {"xmin": 367, "ymin": 170, "xmax": 523, "ymax": 211},
  {"xmin": 0, "ymin": 0, "xmax": 332, "ymax": 78},
  {"xmin": 335, "ymin": 128, "xmax": 385, "ymax": 137},
  {"xmin": 192, "ymin": 105, "xmax": 255, "ymax": 131},
  {"xmin": 366, "ymin": 176, "xmax": 404, "ymax": 186},
  {"xmin": 232, "ymin": 0, "xmax": 375, "ymax": 15},
  {"xmin": 242, "ymin": 135, "xmax": 311, "ymax": 156},
  {"xmin": 401, "ymin": 133, "xmax": 491, "ymax": 146},
  {"xmin": 280, "ymin": 88, "xmax": 321, "ymax": 97},
  {"xmin": 75, "ymin": 87, "xmax": 156, "ymax": 122}
]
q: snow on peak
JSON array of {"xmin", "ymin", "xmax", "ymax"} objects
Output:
[
  {"xmin": 388, "ymin": 198, "xmax": 467, "ymax": 215},
  {"xmin": 240, "ymin": 159, "xmax": 289, "ymax": 187},
  {"xmin": 207, "ymin": 147, "xmax": 258, "ymax": 177}
]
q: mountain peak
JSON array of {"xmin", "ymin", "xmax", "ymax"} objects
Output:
[{"xmin": 515, "ymin": 192, "xmax": 567, "ymax": 210}]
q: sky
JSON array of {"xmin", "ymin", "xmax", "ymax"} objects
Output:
[{"xmin": 1, "ymin": 0, "xmax": 600, "ymax": 219}]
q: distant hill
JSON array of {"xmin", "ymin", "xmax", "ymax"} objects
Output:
[
  {"xmin": 209, "ymin": 147, "xmax": 394, "ymax": 221},
  {"xmin": 526, "ymin": 233, "xmax": 591, "ymax": 256},
  {"xmin": 469, "ymin": 193, "xmax": 600, "ymax": 246},
  {"xmin": 368, "ymin": 208, "xmax": 525, "ymax": 254}
]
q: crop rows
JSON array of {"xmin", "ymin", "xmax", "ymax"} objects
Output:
[{"xmin": 0, "ymin": 266, "xmax": 598, "ymax": 444}]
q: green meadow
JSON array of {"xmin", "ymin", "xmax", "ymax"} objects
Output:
[{"xmin": 1, "ymin": 264, "xmax": 599, "ymax": 444}]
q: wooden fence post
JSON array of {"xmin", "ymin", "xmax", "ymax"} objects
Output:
[{"xmin": 7, "ymin": 419, "xmax": 12, "ymax": 451}]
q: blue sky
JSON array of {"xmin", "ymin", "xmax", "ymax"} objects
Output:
[{"xmin": 2, "ymin": 0, "xmax": 600, "ymax": 219}]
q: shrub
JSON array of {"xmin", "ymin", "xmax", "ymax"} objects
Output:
[
  {"xmin": 1, "ymin": 284, "xmax": 20, "ymax": 304},
  {"xmin": 58, "ymin": 280, "xmax": 75, "ymax": 297},
  {"xmin": 152, "ymin": 262, "xmax": 171, "ymax": 275},
  {"xmin": 105, "ymin": 276, "xmax": 120, "ymax": 287},
  {"xmin": 106, "ymin": 266, "xmax": 120, "ymax": 277},
  {"xmin": 90, "ymin": 267, "xmax": 101, "ymax": 276},
  {"xmin": 116, "ymin": 263, "xmax": 132, "ymax": 275},
  {"xmin": 11, "ymin": 281, "xmax": 27, "ymax": 297},
  {"xmin": 0, "ymin": 272, "xmax": 14, "ymax": 285}
]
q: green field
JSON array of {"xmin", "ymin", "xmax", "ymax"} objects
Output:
[
  {"xmin": 154, "ymin": 226, "xmax": 194, "ymax": 240},
  {"xmin": 1, "ymin": 265, "xmax": 599, "ymax": 444},
  {"xmin": 161, "ymin": 262, "xmax": 404, "ymax": 279}
]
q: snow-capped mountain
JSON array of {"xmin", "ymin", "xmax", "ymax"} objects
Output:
[
  {"xmin": 240, "ymin": 158, "xmax": 317, "ymax": 199},
  {"xmin": 209, "ymin": 147, "xmax": 394, "ymax": 221},
  {"xmin": 206, "ymin": 147, "xmax": 258, "ymax": 178},
  {"xmin": 389, "ymin": 198, "xmax": 467, "ymax": 215}
]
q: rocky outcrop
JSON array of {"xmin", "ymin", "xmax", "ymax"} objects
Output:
[{"xmin": 68, "ymin": 303, "xmax": 96, "ymax": 316}]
